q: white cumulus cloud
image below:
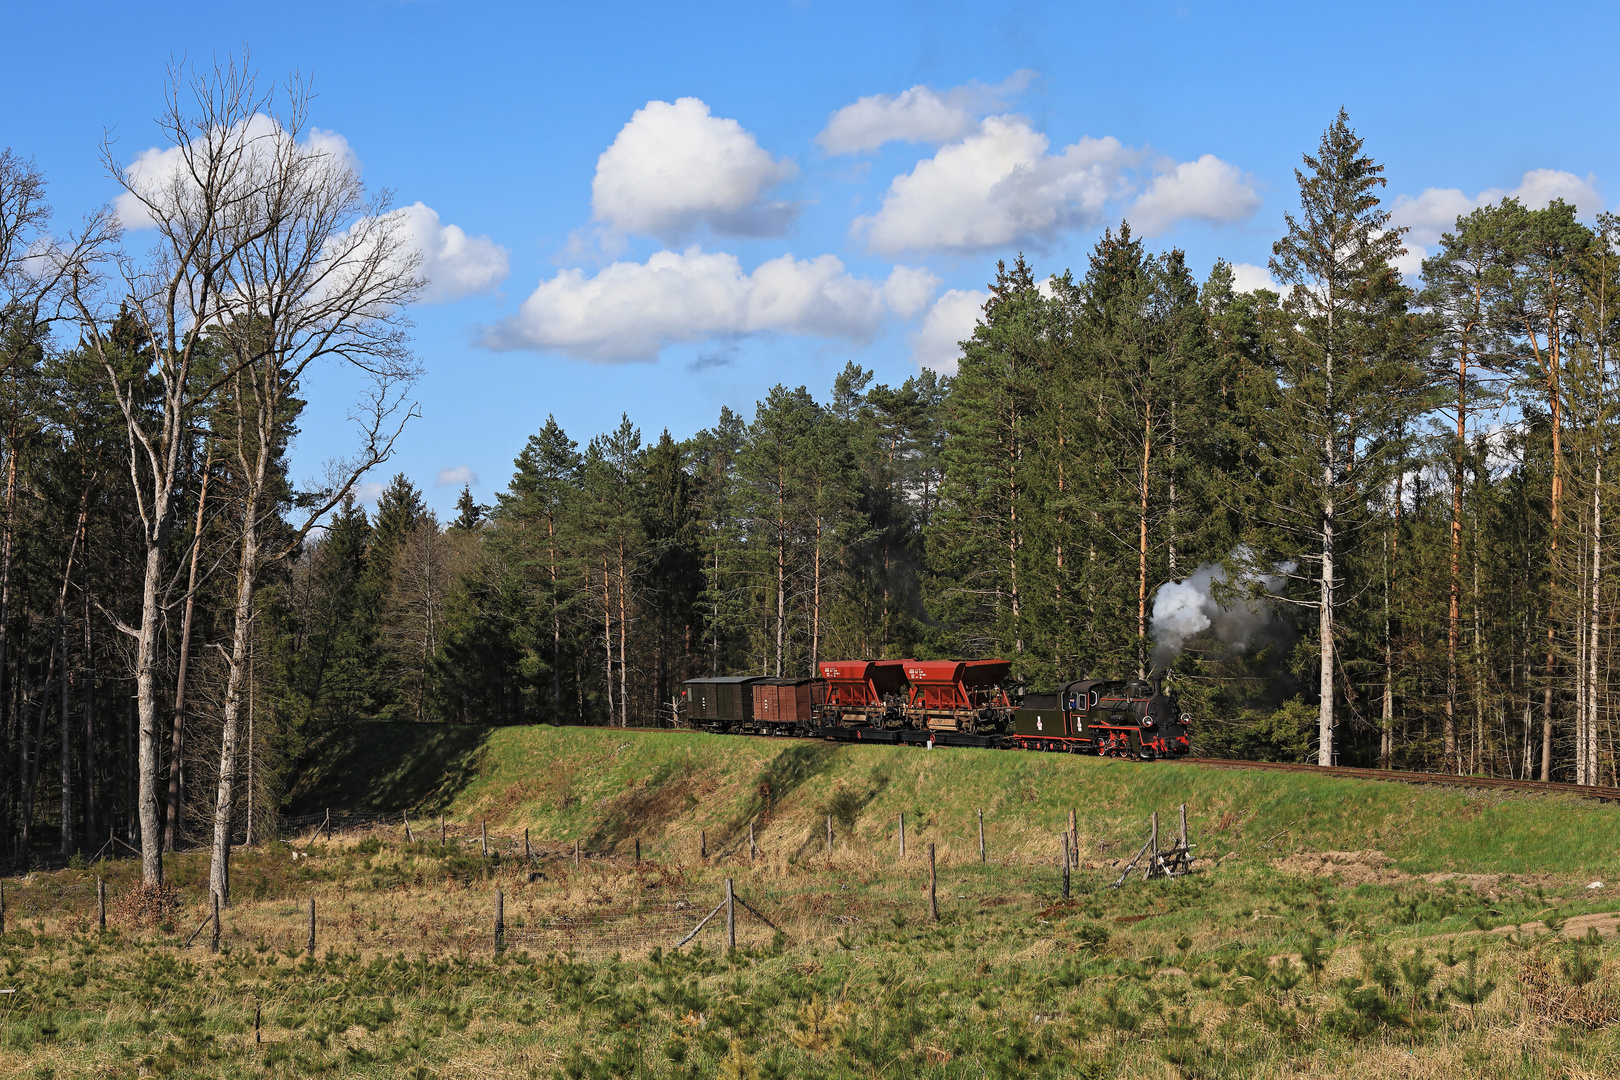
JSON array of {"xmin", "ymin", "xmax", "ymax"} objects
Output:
[
  {"xmin": 116, "ymin": 121, "xmax": 500, "ymax": 305},
  {"xmin": 115, "ymin": 116, "xmax": 359, "ymax": 230},
  {"xmin": 856, "ymin": 118, "xmax": 1134, "ymax": 254},
  {"xmin": 1229, "ymin": 262, "xmax": 1286, "ymax": 295},
  {"xmin": 437, "ymin": 465, "xmax": 478, "ymax": 489},
  {"xmin": 483, "ymin": 247, "xmax": 938, "ymax": 363},
  {"xmin": 910, "ymin": 288, "xmax": 987, "ymax": 374},
  {"xmin": 592, "ymin": 98, "xmax": 798, "ymax": 241},
  {"xmin": 817, "ymin": 71, "xmax": 1035, "ymax": 154},
  {"xmin": 1129, "ymin": 155, "xmax": 1261, "ymax": 237},
  {"xmin": 855, "ymin": 117, "xmax": 1258, "ymax": 255},
  {"xmin": 390, "ymin": 203, "xmax": 509, "ymax": 302},
  {"xmin": 1391, "ymin": 169, "xmax": 1604, "ymax": 270}
]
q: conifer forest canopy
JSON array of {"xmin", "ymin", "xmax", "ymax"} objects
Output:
[{"xmin": 3, "ymin": 68, "xmax": 1618, "ymax": 887}]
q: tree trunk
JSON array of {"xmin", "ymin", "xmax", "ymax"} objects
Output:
[
  {"xmin": 601, "ymin": 557, "xmax": 613, "ymax": 723},
  {"xmin": 0, "ymin": 441, "xmax": 15, "ymax": 848},
  {"xmin": 549, "ymin": 520, "xmax": 560, "ymax": 716},
  {"xmin": 775, "ymin": 494, "xmax": 785, "ymax": 679},
  {"xmin": 1380, "ymin": 505, "xmax": 1393, "ymax": 770},
  {"xmin": 1137, "ymin": 398, "xmax": 1152, "ymax": 679},
  {"xmin": 1589, "ymin": 458, "xmax": 1602, "ymax": 785},
  {"xmin": 59, "ymin": 611, "xmax": 71, "ymax": 857},
  {"xmin": 83, "ymin": 582, "xmax": 96, "ymax": 845},
  {"xmin": 208, "ymin": 494, "xmax": 260, "ymax": 906},
  {"xmin": 136, "ymin": 533, "xmax": 169, "ymax": 883},
  {"xmin": 617, "ymin": 535, "xmax": 629, "ymax": 727},
  {"xmin": 166, "ymin": 445, "xmax": 211, "ymax": 851},
  {"xmin": 20, "ymin": 639, "xmax": 54, "ymax": 871}
]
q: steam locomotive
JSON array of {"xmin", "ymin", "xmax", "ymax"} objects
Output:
[{"xmin": 679, "ymin": 659, "xmax": 1192, "ymax": 759}]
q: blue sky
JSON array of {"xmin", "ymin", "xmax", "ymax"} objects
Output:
[{"xmin": 6, "ymin": 0, "xmax": 1617, "ymax": 516}]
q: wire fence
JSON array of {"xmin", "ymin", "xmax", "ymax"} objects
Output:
[{"xmin": 504, "ymin": 903, "xmax": 703, "ymax": 958}]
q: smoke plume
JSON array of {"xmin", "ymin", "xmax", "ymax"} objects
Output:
[{"xmin": 1150, "ymin": 557, "xmax": 1290, "ymax": 670}]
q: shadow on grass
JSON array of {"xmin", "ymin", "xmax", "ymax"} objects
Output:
[
  {"xmin": 285, "ymin": 722, "xmax": 492, "ymax": 816},
  {"xmin": 584, "ymin": 738, "xmax": 840, "ymax": 855}
]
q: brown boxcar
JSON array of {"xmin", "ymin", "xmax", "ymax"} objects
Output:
[
  {"xmin": 752, "ymin": 678, "xmax": 824, "ymax": 725},
  {"xmin": 682, "ymin": 676, "xmax": 767, "ymax": 727}
]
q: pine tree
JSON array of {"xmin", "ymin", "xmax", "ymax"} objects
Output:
[
  {"xmin": 1419, "ymin": 209, "xmax": 1509, "ymax": 771},
  {"xmin": 495, "ymin": 416, "xmax": 582, "ymax": 720},
  {"xmin": 928, "ymin": 256, "xmax": 1049, "ymax": 667},
  {"xmin": 1260, "ymin": 109, "xmax": 1427, "ymax": 766},
  {"xmin": 1483, "ymin": 199, "xmax": 1594, "ymax": 779},
  {"xmin": 451, "ymin": 486, "xmax": 485, "ymax": 532}
]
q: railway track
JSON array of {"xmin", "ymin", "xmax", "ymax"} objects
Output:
[
  {"xmin": 1179, "ymin": 757, "xmax": 1620, "ymax": 803},
  {"xmin": 566, "ymin": 722, "xmax": 1620, "ymax": 803}
]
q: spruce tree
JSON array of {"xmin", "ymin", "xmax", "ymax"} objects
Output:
[
  {"xmin": 495, "ymin": 416, "xmax": 582, "ymax": 719},
  {"xmin": 1260, "ymin": 109, "xmax": 1427, "ymax": 766},
  {"xmin": 928, "ymin": 256, "xmax": 1050, "ymax": 668}
]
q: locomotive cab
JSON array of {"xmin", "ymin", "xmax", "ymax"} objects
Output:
[{"xmin": 1062, "ymin": 677, "xmax": 1191, "ymax": 758}]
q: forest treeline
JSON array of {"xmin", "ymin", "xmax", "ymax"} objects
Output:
[{"xmin": 1, "ymin": 73, "xmax": 1616, "ymax": 888}]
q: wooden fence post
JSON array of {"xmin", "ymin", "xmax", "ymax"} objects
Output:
[
  {"xmin": 481, "ymin": 819, "xmax": 488, "ymax": 857},
  {"xmin": 254, "ymin": 1001, "xmax": 261, "ymax": 1044},
  {"xmin": 524, "ymin": 828, "xmax": 530, "ymax": 861},
  {"xmin": 440, "ymin": 817, "xmax": 445, "ymax": 846},
  {"xmin": 635, "ymin": 838, "xmax": 641, "ymax": 865},
  {"xmin": 725, "ymin": 877, "xmax": 736, "ymax": 952},
  {"xmin": 323, "ymin": 808, "xmax": 331, "ymax": 841},
  {"xmin": 1179, "ymin": 804, "xmax": 1188, "ymax": 851},
  {"xmin": 1062, "ymin": 834, "xmax": 1071, "ymax": 899},
  {"xmin": 699, "ymin": 831, "xmax": 706, "ymax": 860},
  {"xmin": 495, "ymin": 889, "xmax": 505, "ymax": 954},
  {"xmin": 1069, "ymin": 808, "xmax": 1077, "ymax": 869},
  {"xmin": 826, "ymin": 815, "xmax": 833, "ymax": 854},
  {"xmin": 97, "ymin": 877, "xmax": 106, "ymax": 931},
  {"xmin": 899, "ymin": 813, "xmax": 905, "ymax": 859},
  {"xmin": 978, "ymin": 809, "xmax": 985, "ymax": 863},
  {"xmin": 748, "ymin": 823, "xmax": 755, "ymax": 862},
  {"xmin": 210, "ymin": 892, "xmax": 221, "ymax": 954},
  {"xmin": 403, "ymin": 811, "xmax": 413, "ymax": 843},
  {"xmin": 1145, "ymin": 811, "xmax": 1159, "ymax": 881},
  {"xmin": 306, "ymin": 896, "xmax": 316, "ymax": 957},
  {"xmin": 928, "ymin": 844, "xmax": 938, "ymax": 922}
]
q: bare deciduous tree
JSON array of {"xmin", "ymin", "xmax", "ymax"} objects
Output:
[
  {"xmin": 201, "ymin": 65, "xmax": 422, "ymax": 906},
  {"xmin": 61, "ymin": 56, "xmax": 420, "ymax": 890}
]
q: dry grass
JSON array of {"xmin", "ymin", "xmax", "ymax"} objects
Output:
[
  {"xmin": 10, "ymin": 725, "xmax": 1620, "ymax": 1077},
  {"xmin": 4, "ymin": 819, "xmax": 1620, "ymax": 1078}
]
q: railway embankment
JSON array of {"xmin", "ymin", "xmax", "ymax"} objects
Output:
[{"xmin": 292, "ymin": 722, "xmax": 1620, "ymax": 882}]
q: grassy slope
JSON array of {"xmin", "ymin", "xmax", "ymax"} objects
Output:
[
  {"xmin": 11, "ymin": 724, "xmax": 1620, "ymax": 1078},
  {"xmin": 331, "ymin": 722, "xmax": 1620, "ymax": 880}
]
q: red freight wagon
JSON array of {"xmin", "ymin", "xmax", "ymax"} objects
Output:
[
  {"xmin": 903, "ymin": 659, "xmax": 1015, "ymax": 733},
  {"xmin": 817, "ymin": 659, "xmax": 907, "ymax": 724}
]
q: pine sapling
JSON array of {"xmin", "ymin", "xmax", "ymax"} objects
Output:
[
  {"xmin": 1397, "ymin": 946, "xmax": 1437, "ymax": 1017},
  {"xmin": 1446, "ymin": 948, "xmax": 1497, "ymax": 1024}
]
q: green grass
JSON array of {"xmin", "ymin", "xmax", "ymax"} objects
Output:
[
  {"xmin": 427, "ymin": 724, "xmax": 1620, "ymax": 880},
  {"xmin": 10, "ymin": 725, "xmax": 1617, "ymax": 1078}
]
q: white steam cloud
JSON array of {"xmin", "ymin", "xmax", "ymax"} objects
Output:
[{"xmin": 1150, "ymin": 558, "xmax": 1291, "ymax": 670}]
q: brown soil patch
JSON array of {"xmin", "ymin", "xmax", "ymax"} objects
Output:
[{"xmin": 1270, "ymin": 849, "xmax": 1407, "ymax": 886}]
